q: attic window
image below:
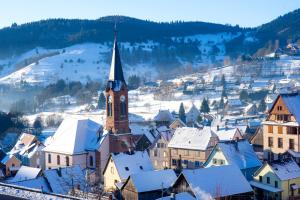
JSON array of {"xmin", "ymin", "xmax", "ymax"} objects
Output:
[
  {"xmin": 139, "ymin": 166, "xmax": 143, "ymax": 170},
  {"xmin": 125, "ymin": 167, "xmax": 129, "ymax": 171}
]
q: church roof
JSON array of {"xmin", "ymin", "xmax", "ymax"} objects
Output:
[{"xmin": 108, "ymin": 36, "xmax": 126, "ymax": 83}]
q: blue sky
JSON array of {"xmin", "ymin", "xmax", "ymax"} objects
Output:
[{"xmin": 1, "ymin": 0, "xmax": 300, "ymax": 28}]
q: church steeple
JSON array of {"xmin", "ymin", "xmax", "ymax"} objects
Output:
[
  {"xmin": 105, "ymin": 27, "xmax": 130, "ymax": 134},
  {"xmin": 108, "ymin": 30, "xmax": 126, "ymax": 84}
]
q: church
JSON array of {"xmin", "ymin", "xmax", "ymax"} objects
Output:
[{"xmin": 43, "ymin": 30, "xmax": 149, "ymax": 175}]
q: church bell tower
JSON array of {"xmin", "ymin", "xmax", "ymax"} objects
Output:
[{"xmin": 105, "ymin": 29, "xmax": 130, "ymax": 134}]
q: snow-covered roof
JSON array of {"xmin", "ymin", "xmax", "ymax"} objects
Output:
[
  {"xmin": 217, "ymin": 140, "xmax": 262, "ymax": 170},
  {"xmin": 1, "ymin": 154, "xmax": 14, "ymax": 164},
  {"xmin": 11, "ymin": 177, "xmax": 51, "ymax": 193},
  {"xmin": 212, "ymin": 127, "xmax": 240, "ymax": 141},
  {"xmin": 44, "ymin": 165, "xmax": 86, "ymax": 195},
  {"xmin": 153, "ymin": 110, "xmax": 175, "ymax": 122},
  {"xmin": 156, "ymin": 192, "xmax": 196, "ymax": 200},
  {"xmin": 181, "ymin": 165, "xmax": 253, "ymax": 199},
  {"xmin": 168, "ymin": 127, "xmax": 217, "ymax": 151},
  {"xmin": 271, "ymin": 158, "xmax": 300, "ymax": 181},
  {"xmin": 186, "ymin": 104, "xmax": 200, "ymax": 123},
  {"xmin": 280, "ymin": 93, "xmax": 300, "ymax": 123},
  {"xmin": 227, "ymin": 98, "xmax": 242, "ymax": 107},
  {"xmin": 43, "ymin": 117, "xmax": 103, "ymax": 154},
  {"xmin": 112, "ymin": 151, "xmax": 153, "ymax": 181},
  {"xmin": 126, "ymin": 169, "xmax": 177, "ymax": 193},
  {"xmin": 9, "ymin": 133, "xmax": 44, "ymax": 159},
  {"xmin": 249, "ymin": 180, "xmax": 282, "ymax": 193},
  {"xmin": 129, "ymin": 124, "xmax": 159, "ymax": 143},
  {"xmin": 8, "ymin": 166, "xmax": 41, "ymax": 183}
]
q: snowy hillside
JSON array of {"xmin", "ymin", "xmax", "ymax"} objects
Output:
[{"xmin": 0, "ymin": 32, "xmax": 241, "ymax": 86}]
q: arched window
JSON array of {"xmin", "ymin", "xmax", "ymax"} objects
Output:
[
  {"xmin": 107, "ymin": 96, "xmax": 113, "ymax": 117},
  {"xmin": 120, "ymin": 102, "xmax": 126, "ymax": 117},
  {"xmin": 66, "ymin": 156, "xmax": 69, "ymax": 166},
  {"xmin": 89, "ymin": 156, "xmax": 93, "ymax": 167},
  {"xmin": 120, "ymin": 95, "xmax": 126, "ymax": 117},
  {"xmin": 48, "ymin": 154, "xmax": 51, "ymax": 163},
  {"xmin": 57, "ymin": 155, "xmax": 60, "ymax": 165}
]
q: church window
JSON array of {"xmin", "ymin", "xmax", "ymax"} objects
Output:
[
  {"xmin": 89, "ymin": 156, "xmax": 94, "ymax": 167},
  {"xmin": 48, "ymin": 154, "xmax": 51, "ymax": 163},
  {"xmin": 107, "ymin": 96, "xmax": 113, "ymax": 117},
  {"xmin": 120, "ymin": 95, "xmax": 126, "ymax": 117},
  {"xmin": 66, "ymin": 156, "xmax": 69, "ymax": 166},
  {"xmin": 57, "ymin": 155, "xmax": 60, "ymax": 165}
]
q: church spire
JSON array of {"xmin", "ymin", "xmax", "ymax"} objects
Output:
[{"xmin": 108, "ymin": 24, "xmax": 126, "ymax": 83}]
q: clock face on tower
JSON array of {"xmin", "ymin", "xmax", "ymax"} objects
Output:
[{"xmin": 120, "ymin": 95, "xmax": 126, "ymax": 102}]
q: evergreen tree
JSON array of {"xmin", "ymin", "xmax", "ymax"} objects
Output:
[
  {"xmin": 221, "ymin": 74, "xmax": 226, "ymax": 88},
  {"xmin": 221, "ymin": 88, "xmax": 227, "ymax": 98},
  {"xmin": 219, "ymin": 97, "xmax": 225, "ymax": 109},
  {"xmin": 97, "ymin": 92, "xmax": 106, "ymax": 109},
  {"xmin": 200, "ymin": 98, "xmax": 210, "ymax": 113},
  {"xmin": 178, "ymin": 102, "xmax": 186, "ymax": 123},
  {"xmin": 239, "ymin": 90, "xmax": 249, "ymax": 101},
  {"xmin": 258, "ymin": 99, "xmax": 267, "ymax": 112}
]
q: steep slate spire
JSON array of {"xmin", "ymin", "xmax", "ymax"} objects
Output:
[{"xmin": 108, "ymin": 25, "xmax": 126, "ymax": 83}]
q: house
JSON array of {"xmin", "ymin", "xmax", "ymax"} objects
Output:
[
  {"xmin": 172, "ymin": 165, "xmax": 253, "ymax": 200},
  {"xmin": 10, "ymin": 165, "xmax": 88, "ymax": 195},
  {"xmin": 149, "ymin": 127, "xmax": 173, "ymax": 169},
  {"xmin": 204, "ymin": 139, "xmax": 262, "ymax": 180},
  {"xmin": 250, "ymin": 158, "xmax": 300, "ymax": 200},
  {"xmin": 244, "ymin": 103, "xmax": 258, "ymax": 116},
  {"xmin": 121, "ymin": 169, "xmax": 177, "ymax": 200},
  {"xmin": 262, "ymin": 93, "xmax": 300, "ymax": 160},
  {"xmin": 170, "ymin": 118, "xmax": 187, "ymax": 130},
  {"xmin": 154, "ymin": 110, "xmax": 175, "ymax": 127},
  {"xmin": 186, "ymin": 104, "xmax": 200, "ymax": 124},
  {"xmin": 9, "ymin": 133, "xmax": 45, "ymax": 169},
  {"xmin": 1, "ymin": 154, "xmax": 21, "ymax": 177},
  {"xmin": 7, "ymin": 166, "xmax": 41, "ymax": 183},
  {"xmin": 43, "ymin": 117, "xmax": 104, "ymax": 171},
  {"xmin": 212, "ymin": 126, "xmax": 243, "ymax": 141},
  {"xmin": 168, "ymin": 127, "xmax": 219, "ymax": 169},
  {"xmin": 250, "ymin": 127, "xmax": 264, "ymax": 153},
  {"xmin": 103, "ymin": 151, "xmax": 153, "ymax": 191}
]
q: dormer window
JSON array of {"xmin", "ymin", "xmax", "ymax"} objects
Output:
[
  {"xmin": 277, "ymin": 106, "xmax": 282, "ymax": 111},
  {"xmin": 139, "ymin": 166, "xmax": 143, "ymax": 170},
  {"xmin": 125, "ymin": 167, "xmax": 129, "ymax": 171}
]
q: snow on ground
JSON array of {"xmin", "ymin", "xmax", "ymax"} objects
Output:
[{"xmin": 0, "ymin": 43, "xmax": 157, "ymax": 86}]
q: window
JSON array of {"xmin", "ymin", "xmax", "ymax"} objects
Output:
[
  {"xmin": 153, "ymin": 149, "xmax": 158, "ymax": 157},
  {"xmin": 66, "ymin": 156, "xmax": 69, "ymax": 166},
  {"xmin": 139, "ymin": 166, "xmax": 143, "ymax": 170},
  {"xmin": 259, "ymin": 176, "xmax": 262, "ymax": 182},
  {"xmin": 195, "ymin": 151, "xmax": 200, "ymax": 157},
  {"xmin": 277, "ymin": 115, "xmax": 283, "ymax": 121},
  {"xmin": 163, "ymin": 151, "xmax": 167, "ymax": 158},
  {"xmin": 289, "ymin": 139, "xmax": 295, "ymax": 150},
  {"xmin": 268, "ymin": 126, "xmax": 273, "ymax": 133},
  {"xmin": 184, "ymin": 150, "xmax": 189, "ymax": 156},
  {"xmin": 278, "ymin": 138, "xmax": 283, "ymax": 148},
  {"xmin": 120, "ymin": 102, "xmax": 126, "ymax": 117},
  {"xmin": 277, "ymin": 106, "xmax": 282, "ymax": 111},
  {"xmin": 107, "ymin": 96, "xmax": 112, "ymax": 117},
  {"xmin": 275, "ymin": 181, "xmax": 278, "ymax": 188},
  {"xmin": 89, "ymin": 156, "xmax": 93, "ymax": 166},
  {"xmin": 213, "ymin": 158, "xmax": 217, "ymax": 164},
  {"xmin": 183, "ymin": 160, "xmax": 188, "ymax": 165},
  {"xmin": 195, "ymin": 161, "xmax": 200, "ymax": 167},
  {"xmin": 278, "ymin": 126, "xmax": 283, "ymax": 134},
  {"xmin": 12, "ymin": 164, "xmax": 15, "ymax": 167},
  {"xmin": 267, "ymin": 177, "xmax": 270, "ymax": 184},
  {"xmin": 48, "ymin": 154, "xmax": 51, "ymax": 163},
  {"xmin": 57, "ymin": 155, "xmax": 60, "ymax": 165},
  {"xmin": 111, "ymin": 167, "xmax": 114, "ymax": 174},
  {"xmin": 288, "ymin": 127, "xmax": 297, "ymax": 135},
  {"xmin": 219, "ymin": 160, "xmax": 224, "ymax": 165},
  {"xmin": 125, "ymin": 167, "xmax": 129, "ymax": 171},
  {"xmin": 172, "ymin": 159, "xmax": 177, "ymax": 166},
  {"xmin": 268, "ymin": 137, "xmax": 273, "ymax": 147}
]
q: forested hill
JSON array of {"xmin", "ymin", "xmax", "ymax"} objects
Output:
[{"xmin": 0, "ymin": 16, "xmax": 242, "ymax": 57}]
